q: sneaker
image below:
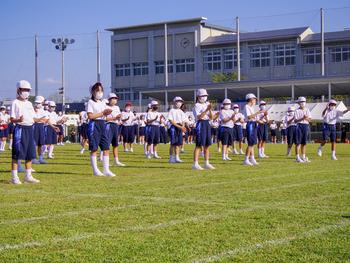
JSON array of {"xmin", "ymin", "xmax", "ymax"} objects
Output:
[
  {"xmin": 80, "ymin": 148, "xmax": 85, "ymax": 154},
  {"xmin": 204, "ymin": 163, "xmax": 215, "ymax": 170},
  {"xmin": 243, "ymin": 159, "xmax": 253, "ymax": 166},
  {"xmin": 115, "ymin": 161, "xmax": 126, "ymax": 167},
  {"xmin": 48, "ymin": 155, "xmax": 54, "ymax": 159},
  {"xmin": 32, "ymin": 159, "xmax": 40, "ymax": 164},
  {"xmin": 302, "ymin": 157, "xmax": 311, "ymax": 163},
  {"xmin": 233, "ymin": 149, "xmax": 238, "ymax": 155},
  {"xmin": 24, "ymin": 176, "xmax": 40, "ymax": 183},
  {"xmin": 124, "ymin": 149, "xmax": 129, "ymax": 153},
  {"xmin": 181, "ymin": 149, "xmax": 185, "ymax": 153},
  {"xmin": 154, "ymin": 154, "xmax": 161, "ymax": 159},
  {"xmin": 239, "ymin": 149, "xmax": 244, "ymax": 155},
  {"xmin": 296, "ymin": 157, "xmax": 305, "ymax": 163},
  {"xmin": 317, "ymin": 147, "xmax": 322, "ymax": 157},
  {"xmin": 175, "ymin": 158, "xmax": 184, "ymax": 163},
  {"xmin": 130, "ymin": 148, "xmax": 134, "ymax": 153},
  {"xmin": 31, "ymin": 168, "xmax": 35, "ymax": 173},
  {"xmin": 262, "ymin": 154, "xmax": 269, "ymax": 158},
  {"xmin": 39, "ymin": 159, "xmax": 47, "ymax": 164},
  {"xmin": 103, "ymin": 170, "xmax": 116, "ymax": 177},
  {"xmin": 11, "ymin": 177, "xmax": 22, "ymax": 185},
  {"xmin": 192, "ymin": 163, "xmax": 204, "ymax": 170},
  {"xmin": 146, "ymin": 153, "xmax": 152, "ymax": 159},
  {"xmin": 225, "ymin": 156, "xmax": 232, "ymax": 161},
  {"xmin": 250, "ymin": 158, "xmax": 259, "ymax": 165},
  {"xmin": 331, "ymin": 155, "xmax": 338, "ymax": 161},
  {"xmin": 94, "ymin": 170, "xmax": 104, "ymax": 176}
]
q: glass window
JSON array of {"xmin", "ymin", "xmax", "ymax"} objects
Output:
[
  {"xmin": 329, "ymin": 46, "xmax": 350, "ymax": 62},
  {"xmin": 274, "ymin": 43, "xmax": 296, "ymax": 66},
  {"xmin": 133, "ymin": 62, "xmax": 148, "ymax": 76},
  {"xmin": 115, "ymin": 64, "xmax": 130, "ymax": 77},
  {"xmin": 154, "ymin": 60, "xmax": 174, "ymax": 74},
  {"xmin": 303, "ymin": 48, "xmax": 322, "ymax": 64},
  {"xmin": 203, "ymin": 49, "xmax": 221, "ymax": 71},
  {"xmin": 223, "ymin": 48, "xmax": 243, "ymax": 70},
  {"xmin": 175, "ymin": 58, "xmax": 195, "ymax": 73},
  {"xmin": 250, "ymin": 45, "xmax": 270, "ymax": 68}
]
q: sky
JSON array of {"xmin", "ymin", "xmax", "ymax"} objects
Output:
[{"xmin": 0, "ymin": 0, "xmax": 349, "ymax": 101}]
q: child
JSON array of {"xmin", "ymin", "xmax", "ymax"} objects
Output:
[
  {"xmin": 145, "ymin": 101, "xmax": 162, "ymax": 159},
  {"xmin": 105, "ymin": 93, "xmax": 125, "ymax": 166},
  {"xmin": 0, "ymin": 106, "xmax": 9, "ymax": 151},
  {"xmin": 121, "ymin": 102, "xmax": 137, "ymax": 153},
  {"xmin": 87, "ymin": 82, "xmax": 115, "ymax": 176},
  {"xmin": 294, "ymin": 97, "xmax": 312, "ymax": 163},
  {"xmin": 138, "ymin": 115, "xmax": 146, "ymax": 145},
  {"xmin": 187, "ymin": 115, "xmax": 195, "ymax": 144},
  {"xmin": 243, "ymin": 93, "xmax": 264, "ymax": 166},
  {"xmin": 232, "ymin": 104, "xmax": 245, "ymax": 155},
  {"xmin": 284, "ymin": 106, "xmax": 297, "ymax": 157},
  {"xmin": 280, "ymin": 120, "xmax": 287, "ymax": 144},
  {"xmin": 270, "ymin": 120, "xmax": 278, "ymax": 144},
  {"xmin": 46, "ymin": 101, "xmax": 60, "ymax": 159},
  {"xmin": 192, "ymin": 89, "xmax": 215, "ymax": 170},
  {"xmin": 10, "ymin": 80, "xmax": 40, "ymax": 184},
  {"xmin": 317, "ymin": 99, "xmax": 350, "ymax": 160},
  {"xmin": 256, "ymin": 100, "xmax": 269, "ymax": 158},
  {"xmin": 168, "ymin": 96, "xmax": 187, "ymax": 163},
  {"xmin": 79, "ymin": 108, "xmax": 89, "ymax": 154},
  {"xmin": 219, "ymin": 99, "xmax": 234, "ymax": 161}
]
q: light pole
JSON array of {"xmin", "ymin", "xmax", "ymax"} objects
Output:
[{"xmin": 51, "ymin": 37, "xmax": 75, "ymax": 113}]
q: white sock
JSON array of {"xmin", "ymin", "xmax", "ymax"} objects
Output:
[
  {"xmin": 25, "ymin": 169, "xmax": 32, "ymax": 178},
  {"xmin": 49, "ymin": 145, "xmax": 54, "ymax": 156},
  {"xmin": 296, "ymin": 154, "xmax": 300, "ymax": 159},
  {"xmin": 103, "ymin": 155, "xmax": 110, "ymax": 172},
  {"xmin": 90, "ymin": 155, "xmax": 99, "ymax": 173},
  {"xmin": 194, "ymin": 161, "xmax": 199, "ymax": 166},
  {"xmin": 205, "ymin": 160, "xmax": 209, "ymax": 166},
  {"xmin": 175, "ymin": 155, "xmax": 180, "ymax": 160},
  {"xmin": 114, "ymin": 157, "xmax": 119, "ymax": 163},
  {"xmin": 11, "ymin": 170, "xmax": 18, "ymax": 179},
  {"xmin": 262, "ymin": 147, "xmax": 265, "ymax": 155},
  {"xmin": 302, "ymin": 154, "xmax": 306, "ymax": 159},
  {"xmin": 332, "ymin": 150, "xmax": 336, "ymax": 156},
  {"xmin": 9, "ymin": 139, "xmax": 13, "ymax": 147}
]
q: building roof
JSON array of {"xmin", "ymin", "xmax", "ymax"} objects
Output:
[
  {"xmin": 201, "ymin": 26, "xmax": 310, "ymax": 46},
  {"xmin": 106, "ymin": 17, "xmax": 208, "ymax": 32},
  {"xmin": 301, "ymin": 30, "xmax": 350, "ymax": 44}
]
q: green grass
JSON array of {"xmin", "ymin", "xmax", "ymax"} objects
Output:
[{"xmin": 0, "ymin": 143, "xmax": 349, "ymax": 263}]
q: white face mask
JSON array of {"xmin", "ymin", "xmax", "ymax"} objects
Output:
[
  {"xmin": 125, "ymin": 107, "xmax": 131, "ymax": 112},
  {"xmin": 260, "ymin": 105, "xmax": 266, "ymax": 110},
  {"xmin": 329, "ymin": 106, "xmax": 335, "ymax": 110},
  {"xmin": 175, "ymin": 102, "xmax": 182, "ymax": 109},
  {"xmin": 35, "ymin": 103, "xmax": 42, "ymax": 109},
  {"xmin": 224, "ymin": 104, "xmax": 231, "ymax": 110},
  {"xmin": 95, "ymin": 91, "xmax": 103, "ymax": 100},
  {"xmin": 198, "ymin": 96, "xmax": 207, "ymax": 103},
  {"xmin": 288, "ymin": 111, "xmax": 294, "ymax": 116},
  {"xmin": 19, "ymin": 91, "xmax": 30, "ymax": 100},
  {"xmin": 299, "ymin": 102, "xmax": 306, "ymax": 108},
  {"xmin": 234, "ymin": 108, "xmax": 239, "ymax": 113}
]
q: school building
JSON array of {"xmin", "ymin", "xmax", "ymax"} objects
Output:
[{"xmin": 106, "ymin": 17, "xmax": 350, "ymax": 110}]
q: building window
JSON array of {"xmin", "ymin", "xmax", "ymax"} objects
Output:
[
  {"xmin": 154, "ymin": 60, "xmax": 174, "ymax": 74},
  {"xmin": 303, "ymin": 48, "xmax": 321, "ymax": 64},
  {"xmin": 250, "ymin": 45, "xmax": 270, "ymax": 68},
  {"xmin": 175, "ymin": 58, "xmax": 195, "ymax": 73},
  {"xmin": 133, "ymin": 62, "xmax": 148, "ymax": 76},
  {"xmin": 223, "ymin": 48, "xmax": 243, "ymax": 70},
  {"xmin": 274, "ymin": 43, "xmax": 296, "ymax": 66},
  {"xmin": 115, "ymin": 88, "xmax": 131, "ymax": 101},
  {"xmin": 115, "ymin": 64, "xmax": 130, "ymax": 77},
  {"xmin": 329, "ymin": 46, "xmax": 350, "ymax": 62},
  {"xmin": 203, "ymin": 49, "xmax": 221, "ymax": 71}
]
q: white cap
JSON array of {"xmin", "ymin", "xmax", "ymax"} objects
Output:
[
  {"xmin": 48, "ymin": 101, "xmax": 56, "ymax": 107},
  {"xmin": 222, "ymin": 98, "xmax": 231, "ymax": 104},
  {"xmin": 0, "ymin": 105, "xmax": 5, "ymax": 110},
  {"xmin": 34, "ymin": 96, "xmax": 45, "ymax": 104},
  {"xmin": 173, "ymin": 96, "xmax": 184, "ymax": 102},
  {"xmin": 6, "ymin": 106, "xmax": 10, "ymax": 111},
  {"xmin": 108, "ymin": 93, "xmax": 119, "ymax": 100},
  {"xmin": 43, "ymin": 100, "xmax": 49, "ymax": 105},
  {"xmin": 259, "ymin": 100, "xmax": 266, "ymax": 105},
  {"xmin": 298, "ymin": 96, "xmax": 306, "ymax": 103},
  {"xmin": 329, "ymin": 99, "xmax": 337, "ymax": 105},
  {"xmin": 233, "ymin": 104, "xmax": 239, "ymax": 108},
  {"xmin": 16, "ymin": 80, "xmax": 31, "ymax": 90},
  {"xmin": 151, "ymin": 100, "xmax": 159, "ymax": 106},
  {"xmin": 147, "ymin": 103, "xmax": 152, "ymax": 109},
  {"xmin": 245, "ymin": 93, "xmax": 257, "ymax": 100},
  {"xmin": 196, "ymin": 89, "xmax": 208, "ymax": 97},
  {"xmin": 288, "ymin": 106, "xmax": 295, "ymax": 111}
]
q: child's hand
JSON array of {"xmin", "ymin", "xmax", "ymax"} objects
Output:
[{"xmin": 103, "ymin": 109, "xmax": 112, "ymax": 116}]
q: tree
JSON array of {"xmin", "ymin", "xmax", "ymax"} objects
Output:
[{"xmin": 210, "ymin": 71, "xmax": 245, "ymax": 83}]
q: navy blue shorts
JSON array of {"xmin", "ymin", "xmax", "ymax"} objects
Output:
[
  {"xmin": 160, "ymin": 126, "xmax": 168, "ymax": 144},
  {"xmin": 296, "ymin": 123, "xmax": 309, "ymax": 145},
  {"xmin": 9, "ymin": 123, "xmax": 15, "ymax": 134},
  {"xmin": 81, "ymin": 123, "xmax": 88, "ymax": 139},
  {"xmin": 88, "ymin": 120, "xmax": 109, "ymax": 152},
  {"xmin": 106, "ymin": 122, "xmax": 119, "ymax": 147},
  {"xmin": 257, "ymin": 124, "xmax": 269, "ymax": 142},
  {"xmin": 233, "ymin": 125, "xmax": 243, "ymax": 142},
  {"xmin": 0, "ymin": 127, "xmax": 9, "ymax": 138},
  {"xmin": 34, "ymin": 123, "xmax": 45, "ymax": 146},
  {"xmin": 122, "ymin": 125, "xmax": 135, "ymax": 144},
  {"xmin": 195, "ymin": 120, "xmax": 212, "ymax": 147},
  {"xmin": 281, "ymin": 129, "xmax": 286, "ymax": 137},
  {"xmin": 139, "ymin": 126, "xmax": 145, "ymax": 136},
  {"xmin": 287, "ymin": 126, "xmax": 297, "ymax": 145},
  {"xmin": 271, "ymin": 129, "xmax": 277, "ymax": 137},
  {"xmin": 45, "ymin": 126, "xmax": 58, "ymax": 145},
  {"xmin": 169, "ymin": 125, "xmax": 183, "ymax": 146},
  {"xmin": 211, "ymin": 127, "xmax": 218, "ymax": 137},
  {"xmin": 57, "ymin": 125, "xmax": 64, "ymax": 136},
  {"xmin": 246, "ymin": 121, "xmax": 257, "ymax": 146},
  {"xmin": 12, "ymin": 125, "xmax": 36, "ymax": 161},
  {"xmin": 322, "ymin": 123, "xmax": 336, "ymax": 142},
  {"xmin": 220, "ymin": 126, "xmax": 233, "ymax": 146},
  {"xmin": 147, "ymin": 125, "xmax": 160, "ymax": 145}
]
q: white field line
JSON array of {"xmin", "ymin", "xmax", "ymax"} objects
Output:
[
  {"xmin": 190, "ymin": 219, "xmax": 350, "ymax": 263},
  {"xmin": 0, "ymin": 191, "xmax": 348, "ymax": 252}
]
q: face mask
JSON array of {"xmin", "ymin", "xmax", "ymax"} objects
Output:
[
  {"xmin": 19, "ymin": 91, "xmax": 30, "ymax": 100},
  {"xmin": 299, "ymin": 102, "xmax": 306, "ymax": 107},
  {"xmin": 35, "ymin": 103, "xmax": 42, "ymax": 109},
  {"xmin": 224, "ymin": 105, "xmax": 231, "ymax": 110},
  {"xmin": 260, "ymin": 105, "xmax": 266, "ymax": 110},
  {"xmin": 198, "ymin": 96, "xmax": 207, "ymax": 103},
  {"xmin": 234, "ymin": 108, "xmax": 239, "ymax": 113},
  {"xmin": 125, "ymin": 107, "xmax": 131, "ymax": 112},
  {"xmin": 95, "ymin": 91, "xmax": 103, "ymax": 100},
  {"xmin": 329, "ymin": 106, "xmax": 335, "ymax": 110},
  {"xmin": 175, "ymin": 102, "xmax": 182, "ymax": 108},
  {"xmin": 288, "ymin": 111, "xmax": 294, "ymax": 116}
]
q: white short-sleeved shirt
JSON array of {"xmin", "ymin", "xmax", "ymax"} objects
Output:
[
  {"xmin": 244, "ymin": 104, "xmax": 256, "ymax": 122},
  {"xmin": 146, "ymin": 111, "xmax": 162, "ymax": 126},
  {"xmin": 220, "ymin": 109, "xmax": 234, "ymax": 128},
  {"xmin": 10, "ymin": 99, "xmax": 36, "ymax": 126},
  {"xmin": 35, "ymin": 108, "xmax": 49, "ymax": 122},
  {"xmin": 270, "ymin": 123, "xmax": 277, "ymax": 130},
  {"xmin": 122, "ymin": 111, "xmax": 135, "ymax": 126},
  {"xmin": 281, "ymin": 122, "xmax": 287, "ymax": 129},
  {"xmin": 242, "ymin": 122, "xmax": 247, "ymax": 129},
  {"xmin": 87, "ymin": 99, "xmax": 106, "ymax": 120},
  {"xmin": 323, "ymin": 109, "xmax": 343, "ymax": 125},
  {"xmin": 193, "ymin": 102, "xmax": 210, "ymax": 121},
  {"xmin": 168, "ymin": 108, "xmax": 186, "ymax": 124},
  {"xmin": 234, "ymin": 112, "xmax": 244, "ymax": 126},
  {"xmin": 284, "ymin": 114, "xmax": 296, "ymax": 127},
  {"xmin": 139, "ymin": 119, "xmax": 146, "ymax": 127},
  {"xmin": 106, "ymin": 105, "xmax": 121, "ymax": 124},
  {"xmin": 257, "ymin": 112, "xmax": 269, "ymax": 124},
  {"xmin": 294, "ymin": 107, "xmax": 311, "ymax": 125},
  {"xmin": 0, "ymin": 112, "xmax": 10, "ymax": 124},
  {"xmin": 80, "ymin": 111, "xmax": 88, "ymax": 124},
  {"xmin": 48, "ymin": 111, "xmax": 59, "ymax": 125}
]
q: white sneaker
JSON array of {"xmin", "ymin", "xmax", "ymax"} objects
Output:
[
  {"xmin": 181, "ymin": 149, "xmax": 185, "ymax": 153},
  {"xmin": 192, "ymin": 164, "xmax": 204, "ymax": 170},
  {"xmin": 48, "ymin": 155, "xmax": 54, "ymax": 159},
  {"xmin": 31, "ymin": 168, "xmax": 35, "ymax": 173},
  {"xmin": 317, "ymin": 147, "xmax": 322, "ymax": 157},
  {"xmin": 204, "ymin": 163, "xmax": 215, "ymax": 170},
  {"xmin": 115, "ymin": 161, "xmax": 126, "ymax": 167},
  {"xmin": 302, "ymin": 157, "xmax": 311, "ymax": 163},
  {"xmin": 250, "ymin": 158, "xmax": 259, "ymax": 165},
  {"xmin": 154, "ymin": 154, "xmax": 161, "ymax": 159},
  {"xmin": 80, "ymin": 148, "xmax": 85, "ymax": 154},
  {"xmin": 24, "ymin": 176, "xmax": 40, "ymax": 183},
  {"xmin": 124, "ymin": 149, "xmax": 129, "ymax": 153},
  {"xmin": 94, "ymin": 169, "xmax": 104, "ymax": 176},
  {"xmin": 130, "ymin": 148, "xmax": 134, "ymax": 153},
  {"xmin": 146, "ymin": 153, "xmax": 152, "ymax": 159},
  {"xmin": 233, "ymin": 149, "xmax": 238, "ymax": 155},
  {"xmin": 222, "ymin": 157, "xmax": 227, "ymax": 161},
  {"xmin": 12, "ymin": 177, "xmax": 22, "ymax": 185},
  {"xmin": 262, "ymin": 154, "xmax": 269, "ymax": 158},
  {"xmin": 296, "ymin": 157, "xmax": 305, "ymax": 163},
  {"xmin": 243, "ymin": 159, "xmax": 253, "ymax": 166},
  {"xmin": 331, "ymin": 155, "xmax": 338, "ymax": 160},
  {"xmin": 225, "ymin": 156, "xmax": 232, "ymax": 161},
  {"xmin": 103, "ymin": 170, "xmax": 116, "ymax": 177},
  {"xmin": 239, "ymin": 149, "xmax": 244, "ymax": 155},
  {"xmin": 175, "ymin": 158, "xmax": 184, "ymax": 163}
]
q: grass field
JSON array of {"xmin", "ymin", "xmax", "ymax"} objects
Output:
[{"xmin": 0, "ymin": 143, "xmax": 349, "ymax": 263}]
